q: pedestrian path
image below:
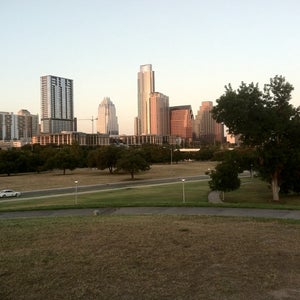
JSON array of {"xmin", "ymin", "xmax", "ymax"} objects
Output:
[{"xmin": 0, "ymin": 207, "xmax": 300, "ymax": 220}]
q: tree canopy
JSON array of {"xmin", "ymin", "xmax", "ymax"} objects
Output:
[
  {"xmin": 208, "ymin": 161, "xmax": 241, "ymax": 200},
  {"xmin": 212, "ymin": 75, "xmax": 300, "ymax": 201},
  {"xmin": 116, "ymin": 149, "xmax": 151, "ymax": 179},
  {"xmin": 88, "ymin": 145, "xmax": 125, "ymax": 174}
]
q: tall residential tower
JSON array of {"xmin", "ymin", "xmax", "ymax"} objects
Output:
[
  {"xmin": 40, "ymin": 75, "xmax": 75, "ymax": 133},
  {"xmin": 136, "ymin": 64, "xmax": 155, "ymax": 135},
  {"xmin": 149, "ymin": 92, "xmax": 169, "ymax": 136}
]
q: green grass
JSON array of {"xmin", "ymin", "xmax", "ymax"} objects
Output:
[{"xmin": 0, "ymin": 178, "xmax": 299, "ymax": 212}]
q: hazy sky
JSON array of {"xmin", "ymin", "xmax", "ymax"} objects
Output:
[{"xmin": 1, "ymin": 0, "xmax": 299, "ymax": 134}]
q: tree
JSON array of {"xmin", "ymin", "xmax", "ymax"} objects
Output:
[
  {"xmin": 194, "ymin": 146, "xmax": 217, "ymax": 161},
  {"xmin": 46, "ymin": 146, "xmax": 79, "ymax": 175},
  {"xmin": 208, "ymin": 161, "xmax": 241, "ymax": 200},
  {"xmin": 116, "ymin": 149, "xmax": 150, "ymax": 179},
  {"xmin": 212, "ymin": 75, "xmax": 300, "ymax": 201},
  {"xmin": 172, "ymin": 149, "xmax": 183, "ymax": 164},
  {"xmin": 88, "ymin": 145, "xmax": 124, "ymax": 174},
  {"xmin": 0, "ymin": 149, "xmax": 19, "ymax": 175}
]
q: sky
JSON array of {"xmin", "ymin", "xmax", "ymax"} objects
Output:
[{"xmin": 1, "ymin": 0, "xmax": 300, "ymax": 134}]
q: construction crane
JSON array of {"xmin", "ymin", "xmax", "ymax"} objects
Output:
[{"xmin": 78, "ymin": 116, "xmax": 98, "ymax": 134}]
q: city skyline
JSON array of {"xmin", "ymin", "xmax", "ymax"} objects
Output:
[{"xmin": 1, "ymin": 1, "xmax": 300, "ymax": 134}]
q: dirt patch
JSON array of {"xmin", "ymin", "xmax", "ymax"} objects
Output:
[
  {"xmin": 0, "ymin": 215, "xmax": 299, "ymax": 299},
  {"xmin": 0, "ymin": 161, "xmax": 215, "ymax": 192}
]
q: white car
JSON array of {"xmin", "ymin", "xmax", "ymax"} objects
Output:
[{"xmin": 0, "ymin": 189, "xmax": 21, "ymax": 198}]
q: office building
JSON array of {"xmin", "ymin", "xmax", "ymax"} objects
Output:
[
  {"xmin": 170, "ymin": 105, "xmax": 193, "ymax": 142},
  {"xmin": 193, "ymin": 101, "xmax": 224, "ymax": 144},
  {"xmin": 149, "ymin": 92, "xmax": 170, "ymax": 136},
  {"xmin": 32, "ymin": 132, "xmax": 109, "ymax": 147},
  {"xmin": 97, "ymin": 97, "xmax": 119, "ymax": 135},
  {"xmin": 136, "ymin": 64, "xmax": 155, "ymax": 135},
  {"xmin": 40, "ymin": 75, "xmax": 75, "ymax": 133}
]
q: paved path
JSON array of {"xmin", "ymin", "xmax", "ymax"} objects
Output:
[
  {"xmin": 208, "ymin": 191, "xmax": 223, "ymax": 203},
  {"xmin": 1, "ymin": 207, "xmax": 300, "ymax": 220}
]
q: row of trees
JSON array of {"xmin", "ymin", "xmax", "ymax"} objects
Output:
[
  {"xmin": 0, "ymin": 144, "xmax": 151, "ymax": 179},
  {"xmin": 0, "ymin": 143, "xmax": 223, "ymax": 178},
  {"xmin": 209, "ymin": 75, "xmax": 300, "ymax": 201}
]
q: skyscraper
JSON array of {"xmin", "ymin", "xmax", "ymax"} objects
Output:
[
  {"xmin": 0, "ymin": 110, "xmax": 39, "ymax": 142},
  {"xmin": 40, "ymin": 75, "xmax": 75, "ymax": 133},
  {"xmin": 17, "ymin": 109, "xmax": 39, "ymax": 141},
  {"xmin": 137, "ymin": 64, "xmax": 155, "ymax": 135},
  {"xmin": 97, "ymin": 97, "xmax": 119, "ymax": 135},
  {"xmin": 193, "ymin": 101, "xmax": 224, "ymax": 144},
  {"xmin": 149, "ymin": 92, "xmax": 169, "ymax": 136},
  {"xmin": 170, "ymin": 105, "xmax": 194, "ymax": 142}
]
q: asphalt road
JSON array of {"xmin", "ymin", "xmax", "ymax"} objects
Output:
[
  {"xmin": 1, "ymin": 173, "xmax": 299, "ymax": 220},
  {"xmin": 19, "ymin": 175, "xmax": 210, "ymax": 199}
]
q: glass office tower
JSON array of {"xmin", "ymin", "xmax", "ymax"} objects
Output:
[{"xmin": 137, "ymin": 64, "xmax": 155, "ymax": 135}]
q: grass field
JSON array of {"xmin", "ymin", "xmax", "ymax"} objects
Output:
[
  {"xmin": 1, "ymin": 215, "xmax": 299, "ymax": 300},
  {"xmin": 0, "ymin": 161, "xmax": 216, "ymax": 191},
  {"xmin": 0, "ymin": 178, "xmax": 300, "ymax": 212},
  {"xmin": 1, "ymin": 162, "xmax": 300, "ymax": 299},
  {"xmin": 1, "ymin": 161, "xmax": 300, "ymax": 212}
]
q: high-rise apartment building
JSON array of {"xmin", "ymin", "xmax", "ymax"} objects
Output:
[
  {"xmin": 0, "ymin": 110, "xmax": 39, "ymax": 142},
  {"xmin": 149, "ymin": 92, "xmax": 170, "ymax": 136},
  {"xmin": 170, "ymin": 105, "xmax": 193, "ymax": 142},
  {"xmin": 17, "ymin": 109, "xmax": 39, "ymax": 141},
  {"xmin": 97, "ymin": 97, "xmax": 119, "ymax": 135},
  {"xmin": 40, "ymin": 75, "xmax": 75, "ymax": 133},
  {"xmin": 193, "ymin": 101, "xmax": 224, "ymax": 144},
  {"xmin": 136, "ymin": 64, "xmax": 155, "ymax": 135}
]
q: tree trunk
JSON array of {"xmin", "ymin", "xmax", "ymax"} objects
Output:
[
  {"xmin": 131, "ymin": 171, "xmax": 134, "ymax": 180},
  {"xmin": 271, "ymin": 172, "xmax": 280, "ymax": 201}
]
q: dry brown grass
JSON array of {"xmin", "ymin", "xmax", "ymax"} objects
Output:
[
  {"xmin": 0, "ymin": 161, "xmax": 215, "ymax": 192},
  {"xmin": 1, "ymin": 215, "xmax": 299, "ymax": 300}
]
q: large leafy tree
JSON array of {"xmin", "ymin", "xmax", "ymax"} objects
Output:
[
  {"xmin": 209, "ymin": 161, "xmax": 241, "ymax": 200},
  {"xmin": 212, "ymin": 75, "xmax": 300, "ymax": 201},
  {"xmin": 0, "ymin": 149, "xmax": 19, "ymax": 175},
  {"xmin": 88, "ymin": 145, "xmax": 125, "ymax": 174},
  {"xmin": 116, "ymin": 149, "xmax": 150, "ymax": 179},
  {"xmin": 46, "ymin": 146, "xmax": 79, "ymax": 175}
]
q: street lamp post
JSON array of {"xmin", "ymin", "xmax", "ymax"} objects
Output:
[
  {"xmin": 74, "ymin": 180, "xmax": 78, "ymax": 205},
  {"xmin": 181, "ymin": 178, "xmax": 185, "ymax": 203}
]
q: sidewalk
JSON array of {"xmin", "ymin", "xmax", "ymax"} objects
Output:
[{"xmin": 1, "ymin": 207, "xmax": 300, "ymax": 220}]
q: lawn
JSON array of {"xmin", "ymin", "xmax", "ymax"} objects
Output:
[
  {"xmin": 1, "ymin": 162, "xmax": 300, "ymax": 299},
  {"xmin": 1, "ymin": 177, "xmax": 300, "ymax": 212},
  {"xmin": 0, "ymin": 161, "xmax": 216, "ymax": 191},
  {"xmin": 1, "ymin": 215, "xmax": 299, "ymax": 300}
]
